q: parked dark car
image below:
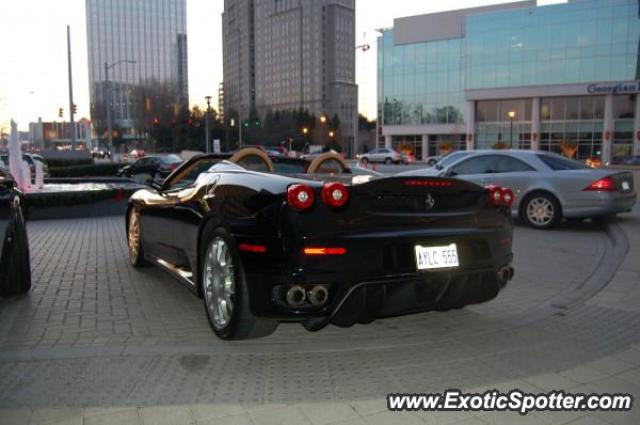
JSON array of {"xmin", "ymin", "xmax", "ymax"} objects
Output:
[
  {"xmin": 117, "ymin": 154, "xmax": 183, "ymax": 185},
  {"xmin": 610, "ymin": 155, "xmax": 640, "ymax": 166},
  {"xmin": 126, "ymin": 148, "xmax": 514, "ymax": 340},
  {"xmin": 0, "ymin": 167, "xmax": 31, "ymax": 296}
]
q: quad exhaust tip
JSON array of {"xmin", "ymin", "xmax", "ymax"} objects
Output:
[
  {"xmin": 498, "ymin": 265, "xmax": 515, "ymax": 283},
  {"xmin": 308, "ymin": 285, "xmax": 329, "ymax": 307},
  {"xmin": 286, "ymin": 285, "xmax": 306, "ymax": 307},
  {"xmin": 285, "ymin": 285, "xmax": 329, "ymax": 307}
]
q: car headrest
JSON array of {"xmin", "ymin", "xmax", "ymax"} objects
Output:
[
  {"xmin": 228, "ymin": 147, "xmax": 274, "ymax": 173},
  {"xmin": 306, "ymin": 152, "xmax": 350, "ymax": 174}
]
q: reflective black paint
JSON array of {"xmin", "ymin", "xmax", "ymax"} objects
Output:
[{"xmin": 128, "ymin": 154, "xmax": 514, "ymax": 330}]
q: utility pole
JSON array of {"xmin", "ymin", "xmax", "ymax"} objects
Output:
[
  {"xmin": 67, "ymin": 25, "xmax": 77, "ymax": 148},
  {"xmin": 205, "ymin": 96, "xmax": 212, "ymax": 153}
]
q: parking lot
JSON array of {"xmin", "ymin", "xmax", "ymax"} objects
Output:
[{"xmin": 1, "ymin": 191, "xmax": 640, "ymax": 424}]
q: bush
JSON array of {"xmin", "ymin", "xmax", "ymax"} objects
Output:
[
  {"xmin": 48, "ymin": 163, "xmax": 122, "ymax": 178},
  {"xmin": 45, "ymin": 158, "xmax": 94, "ymax": 167}
]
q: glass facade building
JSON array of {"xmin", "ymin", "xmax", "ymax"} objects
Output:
[
  {"xmin": 86, "ymin": 0, "xmax": 189, "ymax": 139},
  {"xmin": 378, "ymin": 0, "xmax": 640, "ymax": 162}
]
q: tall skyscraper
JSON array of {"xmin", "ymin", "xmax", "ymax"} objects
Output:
[
  {"xmin": 85, "ymin": 0, "xmax": 189, "ymax": 140},
  {"xmin": 222, "ymin": 0, "xmax": 357, "ymax": 150}
]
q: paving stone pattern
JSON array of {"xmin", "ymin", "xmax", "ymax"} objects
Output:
[{"xmin": 0, "ymin": 203, "xmax": 639, "ymax": 424}]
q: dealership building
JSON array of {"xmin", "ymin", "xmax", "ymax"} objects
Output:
[{"xmin": 378, "ymin": 0, "xmax": 640, "ymax": 162}]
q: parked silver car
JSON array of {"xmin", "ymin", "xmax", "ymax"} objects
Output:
[
  {"xmin": 357, "ymin": 148, "xmax": 408, "ymax": 165},
  {"xmin": 399, "ymin": 150, "xmax": 637, "ymax": 229}
]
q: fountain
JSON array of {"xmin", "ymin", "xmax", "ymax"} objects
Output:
[
  {"xmin": 6, "ymin": 119, "xmax": 144, "ymax": 220},
  {"xmin": 8, "ymin": 120, "xmax": 33, "ymax": 190}
]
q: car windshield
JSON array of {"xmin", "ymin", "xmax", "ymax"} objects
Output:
[
  {"xmin": 437, "ymin": 151, "xmax": 472, "ymax": 169},
  {"xmin": 164, "ymin": 157, "xmax": 223, "ymax": 190},
  {"xmin": 537, "ymin": 153, "xmax": 589, "ymax": 170}
]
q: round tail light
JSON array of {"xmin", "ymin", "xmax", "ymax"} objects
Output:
[
  {"xmin": 501, "ymin": 188, "xmax": 514, "ymax": 207},
  {"xmin": 287, "ymin": 184, "xmax": 315, "ymax": 211},
  {"xmin": 487, "ymin": 185, "xmax": 515, "ymax": 208},
  {"xmin": 321, "ymin": 182, "xmax": 349, "ymax": 209}
]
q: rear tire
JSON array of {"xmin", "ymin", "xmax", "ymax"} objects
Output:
[
  {"xmin": 0, "ymin": 204, "xmax": 31, "ymax": 297},
  {"xmin": 521, "ymin": 192, "xmax": 561, "ymax": 229},
  {"xmin": 384, "ymin": 158, "xmax": 392, "ymax": 164},
  {"xmin": 200, "ymin": 226, "xmax": 277, "ymax": 340}
]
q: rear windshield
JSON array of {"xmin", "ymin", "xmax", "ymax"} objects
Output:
[
  {"xmin": 537, "ymin": 153, "xmax": 588, "ymax": 170},
  {"xmin": 162, "ymin": 154, "xmax": 182, "ymax": 163}
]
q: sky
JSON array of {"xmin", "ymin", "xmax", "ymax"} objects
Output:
[{"xmin": 0, "ymin": 0, "xmax": 563, "ymax": 132}]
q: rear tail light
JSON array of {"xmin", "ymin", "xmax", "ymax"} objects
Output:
[
  {"xmin": 287, "ymin": 184, "xmax": 315, "ymax": 211},
  {"xmin": 239, "ymin": 243, "xmax": 267, "ymax": 253},
  {"xmin": 303, "ymin": 247, "xmax": 347, "ymax": 255},
  {"xmin": 321, "ymin": 182, "xmax": 349, "ymax": 209},
  {"xmin": 584, "ymin": 176, "xmax": 616, "ymax": 192},
  {"xmin": 487, "ymin": 186, "xmax": 515, "ymax": 208}
]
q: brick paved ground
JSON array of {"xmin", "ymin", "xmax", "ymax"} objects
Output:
[{"xmin": 0, "ymin": 200, "xmax": 639, "ymax": 424}]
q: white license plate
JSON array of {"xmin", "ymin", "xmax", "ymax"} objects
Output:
[
  {"xmin": 622, "ymin": 181, "xmax": 630, "ymax": 191},
  {"xmin": 415, "ymin": 243, "xmax": 459, "ymax": 270}
]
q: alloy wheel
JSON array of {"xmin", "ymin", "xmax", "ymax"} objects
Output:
[
  {"xmin": 203, "ymin": 237, "xmax": 236, "ymax": 330},
  {"xmin": 526, "ymin": 197, "xmax": 555, "ymax": 227},
  {"xmin": 128, "ymin": 210, "xmax": 140, "ymax": 261}
]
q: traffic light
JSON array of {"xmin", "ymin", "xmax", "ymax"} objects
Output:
[
  {"xmin": 72, "ymin": 104, "xmax": 77, "ymax": 115},
  {"xmin": 152, "ymin": 117, "xmax": 160, "ymax": 127},
  {"xmin": 58, "ymin": 107, "xmax": 64, "ymax": 118}
]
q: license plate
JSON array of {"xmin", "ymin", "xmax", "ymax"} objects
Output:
[
  {"xmin": 415, "ymin": 243, "xmax": 459, "ymax": 270},
  {"xmin": 622, "ymin": 181, "xmax": 630, "ymax": 191}
]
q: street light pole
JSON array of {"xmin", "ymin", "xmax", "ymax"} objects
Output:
[
  {"xmin": 353, "ymin": 44, "xmax": 371, "ymax": 158},
  {"xmin": 508, "ymin": 110, "xmax": 516, "ymax": 149},
  {"xmin": 205, "ymin": 96, "xmax": 212, "ymax": 153},
  {"xmin": 104, "ymin": 59, "xmax": 136, "ymax": 162},
  {"xmin": 67, "ymin": 25, "xmax": 77, "ymax": 149},
  {"xmin": 105, "ymin": 62, "xmax": 113, "ymax": 160}
]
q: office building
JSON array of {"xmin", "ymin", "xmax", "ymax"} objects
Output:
[
  {"xmin": 378, "ymin": 0, "xmax": 640, "ymax": 162},
  {"xmin": 223, "ymin": 0, "xmax": 357, "ymax": 152},
  {"xmin": 85, "ymin": 0, "xmax": 189, "ymax": 140}
]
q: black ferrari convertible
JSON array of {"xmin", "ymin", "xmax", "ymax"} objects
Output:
[
  {"xmin": 0, "ymin": 167, "xmax": 31, "ymax": 297},
  {"xmin": 126, "ymin": 148, "xmax": 514, "ymax": 340}
]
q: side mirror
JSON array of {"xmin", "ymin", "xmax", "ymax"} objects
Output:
[{"xmin": 444, "ymin": 169, "xmax": 457, "ymax": 177}]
